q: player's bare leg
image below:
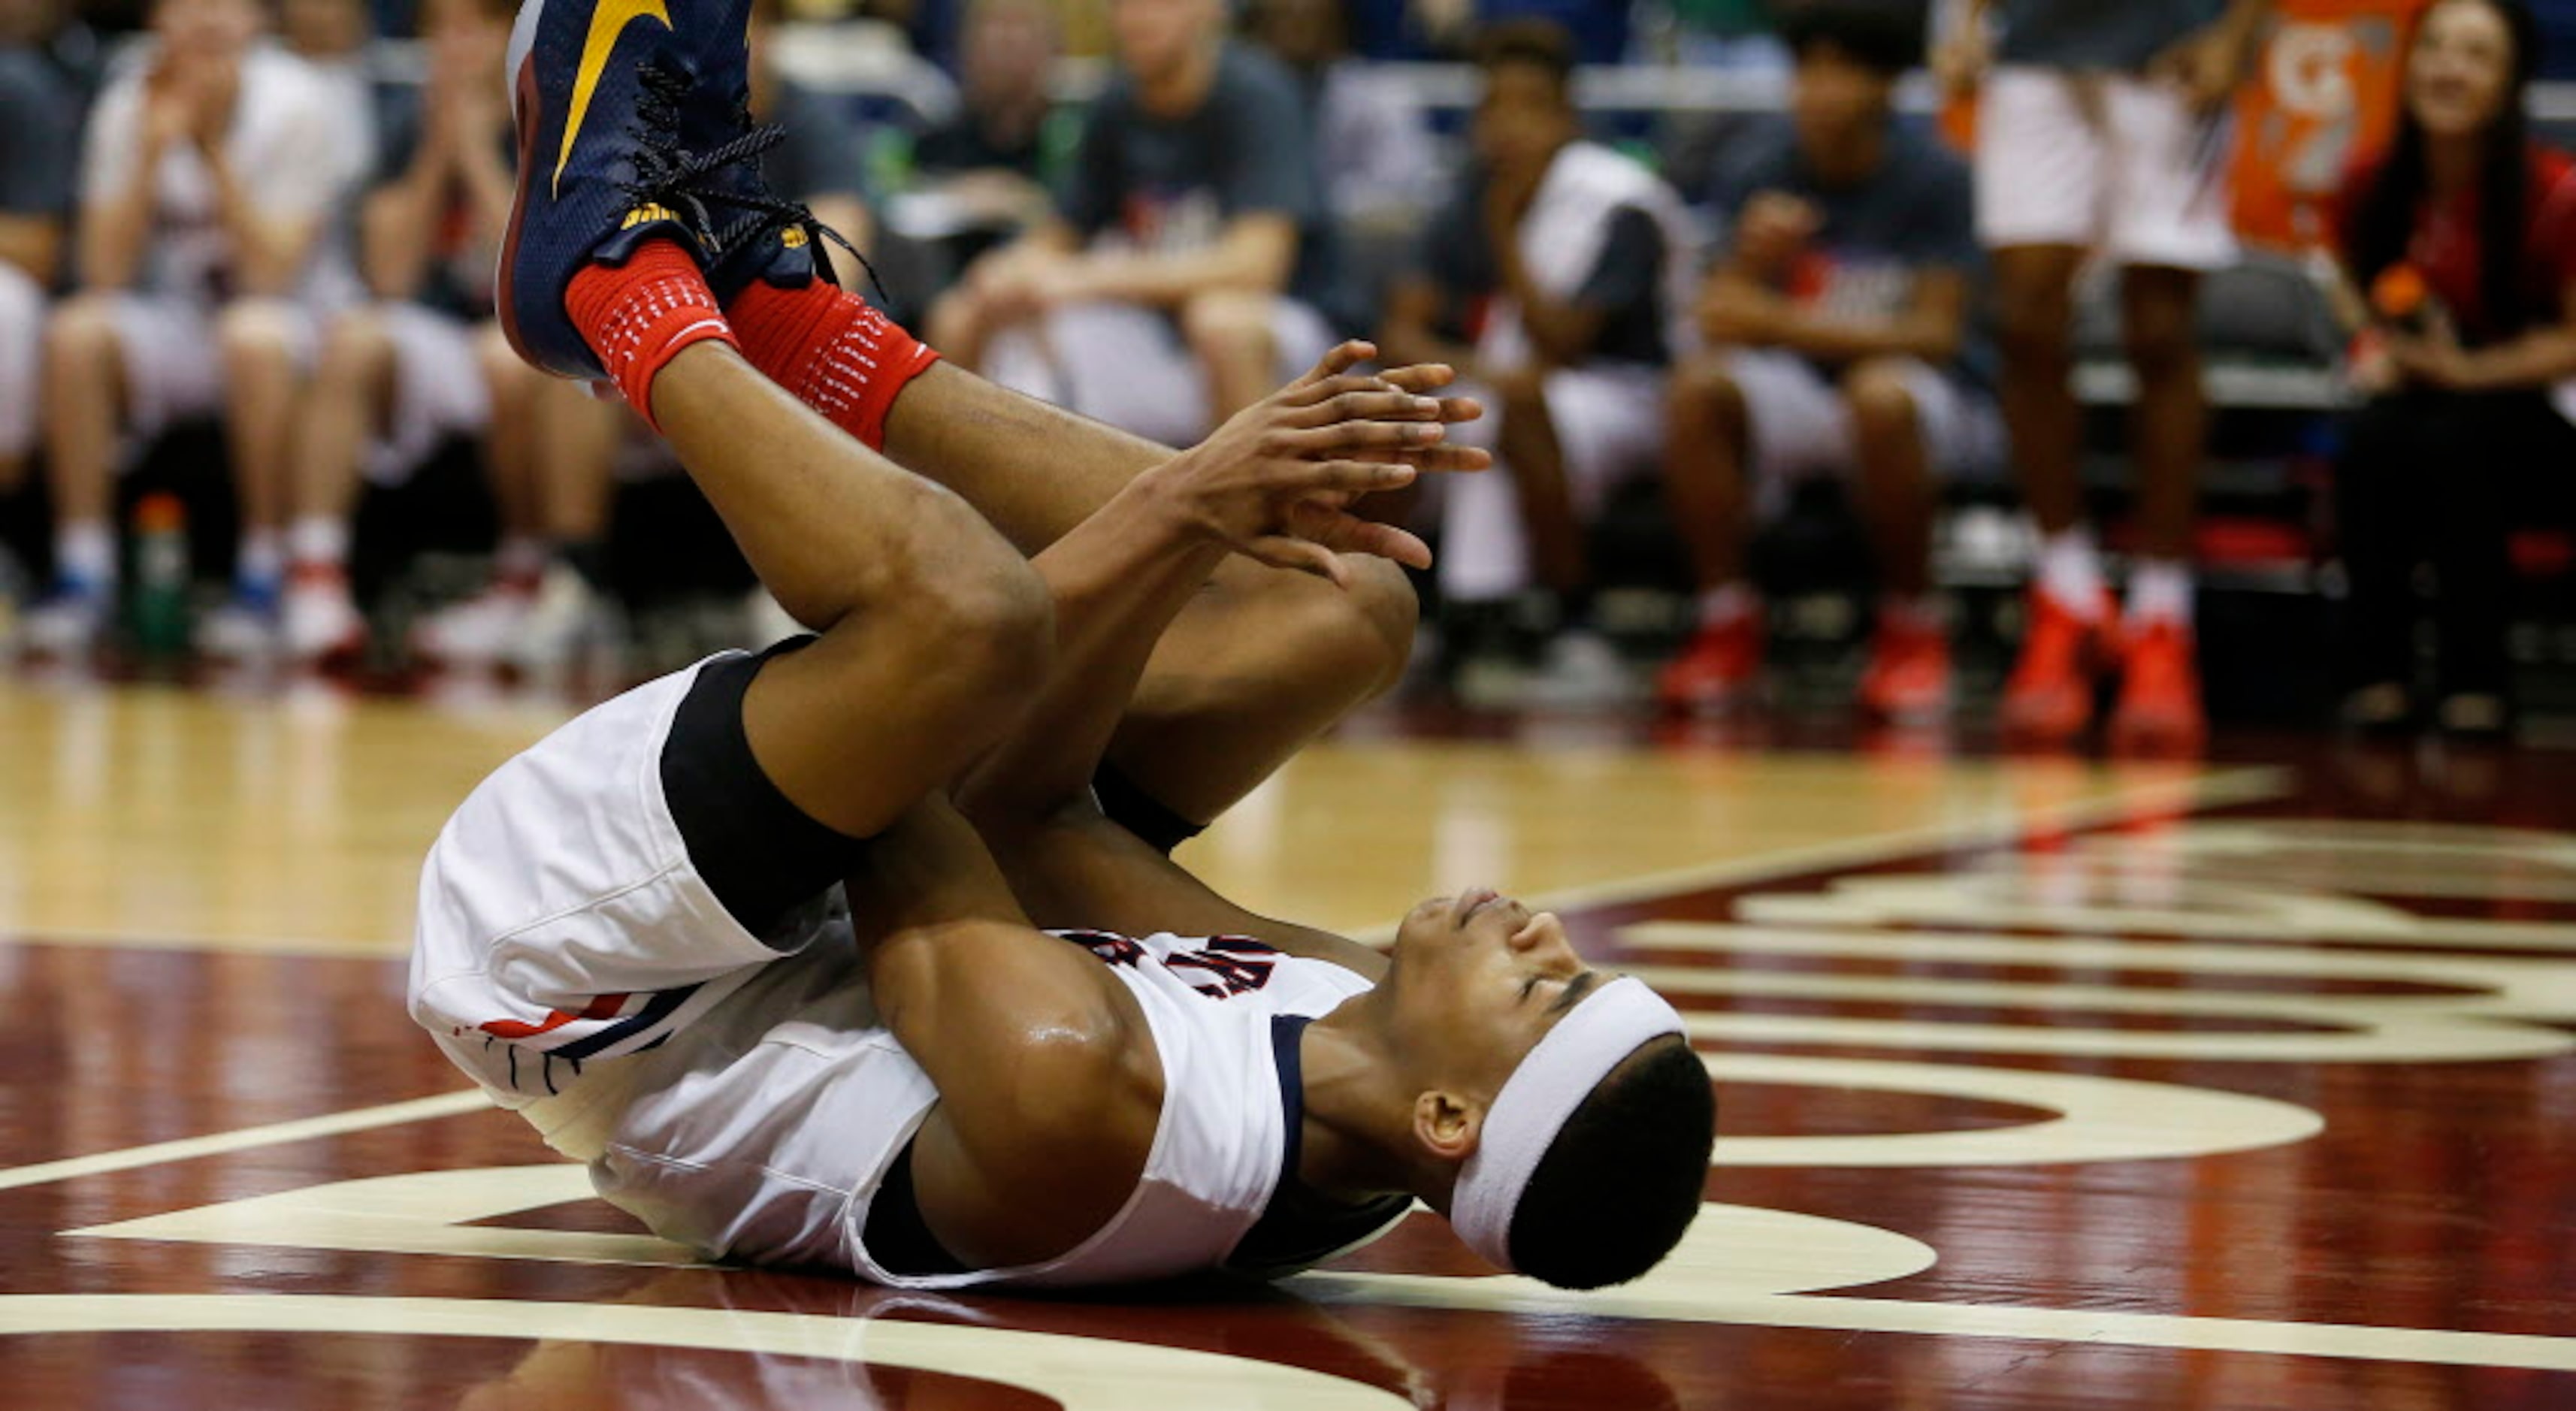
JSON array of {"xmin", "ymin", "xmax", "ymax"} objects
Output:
[
  {"xmin": 732, "ymin": 301, "xmax": 1471, "ymax": 832},
  {"xmin": 644, "ymin": 337, "xmax": 1053, "ymax": 838}
]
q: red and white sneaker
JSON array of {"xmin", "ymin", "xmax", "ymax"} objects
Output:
[
  {"xmin": 1858, "ymin": 618, "xmax": 1953, "ymax": 723},
  {"xmin": 410, "ymin": 573, "xmax": 540, "ymax": 670},
  {"xmin": 1655, "ymin": 612, "xmax": 1763, "ymax": 715},
  {"xmin": 2000, "ymin": 588, "xmax": 2118, "ymax": 744},
  {"xmin": 2109, "ymin": 618, "xmax": 2207, "ymax": 756},
  {"xmin": 282, "ymin": 561, "xmax": 366, "ymax": 668}
]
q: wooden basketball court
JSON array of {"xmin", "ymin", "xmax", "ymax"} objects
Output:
[{"xmin": 3, "ymin": 676, "xmax": 2571, "ymax": 1408}]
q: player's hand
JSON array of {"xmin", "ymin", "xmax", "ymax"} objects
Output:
[
  {"xmin": 2383, "ymin": 329, "xmax": 2475, "ymax": 390},
  {"xmin": 1146, "ymin": 341, "xmax": 1486, "ymax": 584},
  {"xmin": 1731, "ymin": 191, "xmax": 1820, "ymax": 280}
]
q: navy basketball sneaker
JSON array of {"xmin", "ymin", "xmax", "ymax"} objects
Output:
[{"xmin": 497, "ymin": 0, "xmax": 722, "ymax": 379}]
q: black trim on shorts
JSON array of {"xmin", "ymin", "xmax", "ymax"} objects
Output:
[
  {"xmin": 658, "ymin": 636, "xmax": 873, "ymax": 943},
  {"xmin": 863, "ymin": 1133, "xmax": 970, "ymax": 1277},
  {"xmin": 1091, "ymin": 761, "xmax": 1207, "ymax": 856}
]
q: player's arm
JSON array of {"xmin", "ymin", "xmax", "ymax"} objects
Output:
[
  {"xmin": 207, "ymin": 151, "xmax": 328, "ymax": 298},
  {"xmin": 360, "ymin": 96, "xmax": 465, "ymax": 301},
  {"xmin": 1377, "ymin": 272, "xmax": 1478, "ymax": 376},
  {"xmin": 77, "ymin": 92, "xmax": 165, "ymax": 292},
  {"xmin": 1494, "ymin": 212, "xmax": 1611, "ymax": 369},
  {"xmin": 1761, "ymin": 265, "xmax": 1970, "ymax": 365},
  {"xmin": 841, "ymin": 796, "xmax": 1165, "ymax": 1269},
  {"xmin": 999, "ymin": 802, "xmax": 1389, "ymax": 980},
  {"xmin": 1055, "ymin": 210, "xmax": 1298, "ymax": 308}
]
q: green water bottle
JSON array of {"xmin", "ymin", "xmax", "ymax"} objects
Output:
[{"xmin": 128, "ymin": 492, "xmax": 190, "ymax": 657}]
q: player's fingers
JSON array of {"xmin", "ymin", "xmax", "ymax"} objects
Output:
[
  {"xmin": 1242, "ymin": 533, "xmax": 1352, "ymax": 585},
  {"xmin": 1292, "ymin": 340, "xmax": 1379, "ymax": 391},
  {"xmin": 1283, "ymin": 501, "xmax": 1435, "ymax": 570},
  {"xmin": 1387, "ymin": 443, "xmax": 1494, "ymax": 473},
  {"xmin": 1283, "ymin": 459, "xmax": 1418, "ymax": 497},
  {"xmin": 1284, "ymin": 383, "xmax": 1442, "ymax": 425},
  {"xmin": 1380, "ymin": 362, "xmax": 1458, "ymax": 394},
  {"xmin": 1277, "ymin": 419, "xmax": 1448, "ymax": 455}
]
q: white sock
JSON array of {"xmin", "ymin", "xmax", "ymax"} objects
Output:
[
  {"xmin": 56, "ymin": 519, "xmax": 114, "ymax": 590},
  {"xmin": 1698, "ymin": 582, "xmax": 1757, "ymax": 629},
  {"xmin": 2036, "ymin": 528, "xmax": 2106, "ymax": 618},
  {"xmin": 289, "ymin": 515, "xmax": 348, "ymax": 569},
  {"xmin": 2127, "ymin": 558, "xmax": 2195, "ymax": 626},
  {"xmin": 237, "ymin": 530, "xmax": 284, "ymax": 591},
  {"xmin": 495, "ymin": 534, "xmax": 547, "ymax": 580}
]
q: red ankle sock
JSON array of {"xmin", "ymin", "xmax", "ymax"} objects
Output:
[
  {"xmin": 564, "ymin": 240, "xmax": 739, "ymax": 430},
  {"xmin": 727, "ymin": 280, "xmax": 941, "ymax": 450}
]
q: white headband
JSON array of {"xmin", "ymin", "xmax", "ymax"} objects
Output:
[{"xmin": 1449, "ymin": 976, "xmax": 1686, "ymax": 1273}]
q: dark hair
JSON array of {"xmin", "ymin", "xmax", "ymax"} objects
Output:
[
  {"xmin": 1779, "ymin": 0, "xmax": 1925, "ymax": 77},
  {"xmin": 1505, "ymin": 1035, "xmax": 1716, "ymax": 1290},
  {"xmin": 1475, "ymin": 18, "xmax": 1577, "ymax": 95},
  {"xmin": 2347, "ymin": 0, "xmax": 2544, "ymax": 340}
]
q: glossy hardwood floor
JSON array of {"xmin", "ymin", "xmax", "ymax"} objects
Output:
[{"xmin": 2, "ymin": 675, "xmax": 2571, "ymax": 1409}]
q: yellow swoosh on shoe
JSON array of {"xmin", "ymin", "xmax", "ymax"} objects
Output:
[{"xmin": 552, "ymin": 0, "xmax": 675, "ymax": 198}]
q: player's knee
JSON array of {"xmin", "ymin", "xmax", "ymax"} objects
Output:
[
  {"xmin": 1332, "ymin": 555, "xmax": 1421, "ymax": 694},
  {"xmin": 1840, "ymin": 361, "xmax": 1919, "ymax": 433},
  {"xmin": 44, "ymin": 295, "xmax": 119, "ymax": 373},
  {"xmin": 911, "ymin": 551, "xmax": 1055, "ymax": 706},
  {"xmin": 216, "ymin": 301, "xmax": 302, "ymax": 371},
  {"xmin": 1668, "ymin": 356, "xmax": 1745, "ymax": 425},
  {"xmin": 315, "ymin": 310, "xmax": 392, "ymax": 385}
]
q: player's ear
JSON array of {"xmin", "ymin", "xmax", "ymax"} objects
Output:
[{"xmin": 1412, "ymin": 1088, "xmax": 1481, "ymax": 1164}]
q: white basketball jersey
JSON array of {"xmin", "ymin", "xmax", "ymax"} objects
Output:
[{"xmin": 848, "ymin": 928, "xmax": 1407, "ymax": 1289}]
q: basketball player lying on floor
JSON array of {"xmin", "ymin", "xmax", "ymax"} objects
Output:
[{"xmin": 410, "ymin": 0, "xmax": 1713, "ymax": 1292}]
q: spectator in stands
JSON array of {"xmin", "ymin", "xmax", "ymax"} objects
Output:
[
  {"xmin": 2334, "ymin": 0, "xmax": 2576, "ymax": 737},
  {"xmin": 1379, "ymin": 20, "xmax": 1696, "ymax": 707},
  {"xmin": 926, "ymin": 0, "xmax": 1340, "ymax": 447},
  {"xmin": 0, "ymin": 2, "xmax": 80, "ymax": 608},
  {"xmin": 23, "ymin": 0, "xmax": 359, "ymax": 660},
  {"xmin": 278, "ymin": 0, "xmax": 582, "ymax": 667},
  {"xmin": 1248, "ymin": 0, "xmax": 1440, "ymax": 224},
  {"xmin": 914, "ymin": 0, "xmax": 1062, "ymax": 204},
  {"xmin": 1656, "ymin": 2, "xmax": 1997, "ymax": 721},
  {"xmin": 1935, "ymin": 0, "xmax": 2272, "ymax": 751}
]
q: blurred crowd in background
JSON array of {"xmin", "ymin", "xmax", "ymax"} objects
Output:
[{"xmin": 5, "ymin": 0, "xmax": 2576, "ymax": 753}]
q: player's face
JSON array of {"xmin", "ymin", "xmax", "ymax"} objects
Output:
[
  {"xmin": 967, "ymin": 2, "xmax": 1055, "ymax": 101},
  {"xmin": 1386, "ymin": 888, "xmax": 1598, "ymax": 1091},
  {"xmin": 2408, "ymin": 0, "xmax": 2517, "ymax": 140},
  {"xmin": 1474, "ymin": 64, "xmax": 1577, "ymax": 177},
  {"xmin": 1113, "ymin": 0, "xmax": 1217, "ymax": 87},
  {"xmin": 153, "ymin": 0, "xmax": 260, "ymax": 62},
  {"xmin": 1791, "ymin": 42, "xmax": 1890, "ymax": 153}
]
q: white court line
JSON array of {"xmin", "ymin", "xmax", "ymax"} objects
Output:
[
  {"xmin": 1356, "ymin": 765, "xmax": 2290, "ymax": 940},
  {"xmin": 0, "ymin": 1090, "xmax": 491, "ymax": 1194}
]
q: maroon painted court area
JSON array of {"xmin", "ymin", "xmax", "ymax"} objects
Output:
[{"xmin": 3, "ymin": 734, "xmax": 2573, "ymax": 1409}]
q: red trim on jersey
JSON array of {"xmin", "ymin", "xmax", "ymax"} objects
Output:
[{"xmin": 477, "ymin": 991, "xmax": 630, "ymax": 1040}]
